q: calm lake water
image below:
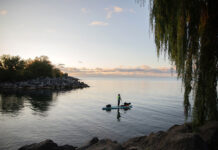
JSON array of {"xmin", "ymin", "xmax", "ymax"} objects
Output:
[{"xmin": 0, "ymin": 77, "xmax": 190, "ymax": 150}]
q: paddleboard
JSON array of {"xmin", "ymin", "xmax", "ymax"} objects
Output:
[{"xmin": 102, "ymin": 105, "xmax": 133, "ymax": 110}]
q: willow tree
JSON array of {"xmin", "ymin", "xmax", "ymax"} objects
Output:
[{"xmin": 142, "ymin": 0, "xmax": 218, "ymax": 126}]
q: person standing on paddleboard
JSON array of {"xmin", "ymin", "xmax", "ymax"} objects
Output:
[{"xmin": 117, "ymin": 94, "xmax": 122, "ymax": 106}]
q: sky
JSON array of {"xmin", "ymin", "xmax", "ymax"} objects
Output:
[{"xmin": 0, "ymin": 0, "xmax": 174, "ymax": 77}]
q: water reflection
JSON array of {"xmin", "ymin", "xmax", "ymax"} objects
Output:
[
  {"xmin": 0, "ymin": 78, "xmax": 185, "ymax": 150},
  {"xmin": 26, "ymin": 90, "xmax": 57, "ymax": 112},
  {"xmin": 0, "ymin": 89, "xmax": 72, "ymax": 115},
  {"xmin": 117, "ymin": 109, "xmax": 121, "ymax": 121},
  {"xmin": 0, "ymin": 95, "xmax": 24, "ymax": 115},
  {"xmin": 105, "ymin": 108, "xmax": 131, "ymax": 122}
]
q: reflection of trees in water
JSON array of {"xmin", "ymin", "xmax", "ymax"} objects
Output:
[
  {"xmin": 25, "ymin": 90, "xmax": 56, "ymax": 112},
  {"xmin": 0, "ymin": 89, "xmax": 72, "ymax": 115},
  {"xmin": 0, "ymin": 94, "xmax": 24, "ymax": 115}
]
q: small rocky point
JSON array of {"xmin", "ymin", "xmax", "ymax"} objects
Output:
[
  {"xmin": 0, "ymin": 76, "xmax": 89, "ymax": 90},
  {"xmin": 18, "ymin": 121, "xmax": 218, "ymax": 150}
]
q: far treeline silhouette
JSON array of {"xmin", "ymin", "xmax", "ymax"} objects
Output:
[{"xmin": 0, "ymin": 55, "xmax": 67, "ymax": 82}]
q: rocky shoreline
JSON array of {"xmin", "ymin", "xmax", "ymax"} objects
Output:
[
  {"xmin": 18, "ymin": 121, "xmax": 218, "ymax": 150},
  {"xmin": 0, "ymin": 76, "xmax": 89, "ymax": 90}
]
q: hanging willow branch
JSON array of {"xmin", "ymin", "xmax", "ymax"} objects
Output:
[{"xmin": 141, "ymin": 0, "xmax": 218, "ymax": 126}]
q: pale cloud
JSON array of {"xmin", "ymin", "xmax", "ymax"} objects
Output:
[
  {"xmin": 46, "ymin": 29, "xmax": 56, "ymax": 33},
  {"xmin": 81, "ymin": 8, "xmax": 87, "ymax": 14},
  {"xmin": 89, "ymin": 21, "xmax": 108, "ymax": 26},
  {"xmin": 0, "ymin": 9, "xmax": 8, "ymax": 15},
  {"xmin": 129, "ymin": 8, "xmax": 136, "ymax": 14},
  {"xmin": 104, "ymin": 8, "xmax": 110, "ymax": 11},
  {"xmin": 105, "ymin": 6, "xmax": 123, "ymax": 19},
  {"xmin": 113, "ymin": 6, "xmax": 123, "ymax": 13},
  {"xmin": 58, "ymin": 65, "xmax": 176, "ymax": 77},
  {"xmin": 106, "ymin": 11, "xmax": 113, "ymax": 19}
]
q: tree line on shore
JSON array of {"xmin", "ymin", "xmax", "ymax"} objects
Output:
[{"xmin": 0, "ymin": 55, "xmax": 67, "ymax": 82}]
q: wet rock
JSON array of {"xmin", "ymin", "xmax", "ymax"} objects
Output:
[
  {"xmin": 18, "ymin": 122, "xmax": 218, "ymax": 150},
  {"xmin": 18, "ymin": 139, "xmax": 76, "ymax": 150},
  {"xmin": 122, "ymin": 122, "xmax": 218, "ymax": 150},
  {"xmin": 18, "ymin": 139, "xmax": 58, "ymax": 150},
  {"xmin": 157, "ymin": 132, "xmax": 207, "ymax": 150},
  {"xmin": 197, "ymin": 121, "xmax": 218, "ymax": 150},
  {"xmin": 167, "ymin": 123, "xmax": 192, "ymax": 133},
  {"xmin": 58, "ymin": 145, "xmax": 77, "ymax": 150},
  {"xmin": 89, "ymin": 137, "xmax": 99, "ymax": 145},
  {"xmin": 77, "ymin": 137, "xmax": 99, "ymax": 150},
  {"xmin": 85, "ymin": 139, "xmax": 122, "ymax": 150},
  {"xmin": 122, "ymin": 136, "xmax": 147, "ymax": 150},
  {"xmin": 77, "ymin": 138, "xmax": 122, "ymax": 150}
]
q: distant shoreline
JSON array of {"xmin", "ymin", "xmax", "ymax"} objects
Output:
[{"xmin": 0, "ymin": 76, "xmax": 89, "ymax": 90}]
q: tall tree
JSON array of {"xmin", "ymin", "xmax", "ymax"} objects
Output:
[
  {"xmin": 144, "ymin": 0, "xmax": 218, "ymax": 126},
  {"xmin": 0, "ymin": 55, "xmax": 25, "ymax": 81}
]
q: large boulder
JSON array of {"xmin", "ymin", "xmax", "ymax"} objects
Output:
[
  {"xmin": 122, "ymin": 122, "xmax": 218, "ymax": 150},
  {"xmin": 18, "ymin": 139, "xmax": 76, "ymax": 150},
  {"xmin": 18, "ymin": 139, "xmax": 58, "ymax": 150},
  {"xmin": 197, "ymin": 121, "xmax": 218, "ymax": 150},
  {"xmin": 85, "ymin": 139, "xmax": 122, "ymax": 150},
  {"xmin": 77, "ymin": 137, "xmax": 99, "ymax": 150}
]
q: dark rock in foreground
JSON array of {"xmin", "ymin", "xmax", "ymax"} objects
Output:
[
  {"xmin": 18, "ymin": 139, "xmax": 76, "ymax": 150},
  {"xmin": 18, "ymin": 121, "xmax": 218, "ymax": 150},
  {"xmin": 0, "ymin": 76, "xmax": 89, "ymax": 90},
  {"xmin": 77, "ymin": 138, "xmax": 122, "ymax": 150},
  {"xmin": 123, "ymin": 121, "xmax": 218, "ymax": 150}
]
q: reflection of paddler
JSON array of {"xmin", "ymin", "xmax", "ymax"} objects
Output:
[
  {"xmin": 117, "ymin": 108, "xmax": 121, "ymax": 121},
  {"xmin": 117, "ymin": 94, "xmax": 122, "ymax": 106}
]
